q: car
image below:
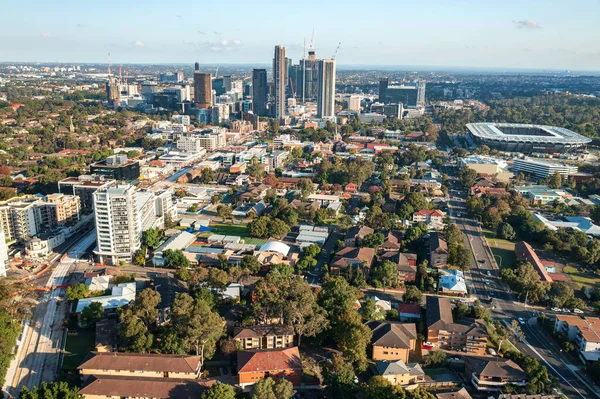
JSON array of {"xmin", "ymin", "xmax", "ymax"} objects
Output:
[
  {"xmin": 478, "ymin": 259, "xmax": 485, "ymax": 264},
  {"xmin": 487, "ymin": 270, "xmax": 492, "ymax": 276},
  {"xmin": 456, "ymin": 212, "xmax": 461, "ymax": 217},
  {"xmin": 517, "ymin": 317, "xmax": 525, "ymax": 325},
  {"xmin": 562, "ymin": 308, "xmax": 571, "ymax": 313},
  {"xmin": 422, "ymin": 342, "xmax": 434, "ymax": 350},
  {"xmin": 485, "ymin": 279, "xmax": 490, "ymax": 285},
  {"xmin": 573, "ymin": 308, "xmax": 584, "ymax": 314},
  {"xmin": 551, "ymin": 307, "xmax": 561, "ymax": 312},
  {"xmin": 459, "ymin": 298, "xmax": 468, "ymax": 303}
]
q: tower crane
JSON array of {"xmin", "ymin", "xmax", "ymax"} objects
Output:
[
  {"xmin": 332, "ymin": 42, "xmax": 342, "ymax": 59},
  {"xmin": 215, "ymin": 65, "xmax": 219, "ymax": 78}
]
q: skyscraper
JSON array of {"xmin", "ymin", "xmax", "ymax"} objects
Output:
[
  {"xmin": 193, "ymin": 62, "xmax": 212, "ymax": 109},
  {"xmin": 273, "ymin": 45, "xmax": 286, "ymax": 120},
  {"xmin": 317, "ymin": 59, "xmax": 336, "ymax": 118},
  {"xmin": 252, "ymin": 69, "xmax": 268, "ymax": 117},
  {"xmin": 417, "ymin": 80, "xmax": 426, "ymax": 107}
]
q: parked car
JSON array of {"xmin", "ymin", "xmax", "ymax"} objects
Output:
[
  {"xmin": 487, "ymin": 270, "xmax": 491, "ymax": 276},
  {"xmin": 488, "ymin": 348, "xmax": 497, "ymax": 356},
  {"xmin": 518, "ymin": 317, "xmax": 525, "ymax": 325},
  {"xmin": 485, "ymin": 279, "xmax": 490, "ymax": 285},
  {"xmin": 562, "ymin": 308, "xmax": 571, "ymax": 313},
  {"xmin": 422, "ymin": 342, "xmax": 434, "ymax": 350},
  {"xmin": 459, "ymin": 298, "xmax": 468, "ymax": 303},
  {"xmin": 551, "ymin": 307, "xmax": 561, "ymax": 312},
  {"xmin": 573, "ymin": 308, "xmax": 584, "ymax": 314}
]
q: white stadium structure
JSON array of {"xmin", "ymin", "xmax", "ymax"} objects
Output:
[{"xmin": 467, "ymin": 123, "xmax": 591, "ymax": 153}]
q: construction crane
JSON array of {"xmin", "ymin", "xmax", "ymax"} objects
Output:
[
  {"xmin": 332, "ymin": 42, "xmax": 342, "ymax": 59},
  {"xmin": 309, "ymin": 29, "xmax": 315, "ymax": 51},
  {"xmin": 215, "ymin": 65, "xmax": 219, "ymax": 78},
  {"xmin": 289, "ymin": 76, "xmax": 295, "ymax": 98}
]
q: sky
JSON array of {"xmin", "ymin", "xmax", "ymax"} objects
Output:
[{"xmin": 1, "ymin": 0, "xmax": 600, "ymax": 70}]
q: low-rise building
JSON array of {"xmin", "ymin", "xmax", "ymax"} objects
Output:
[
  {"xmin": 330, "ymin": 247, "xmax": 376, "ymax": 274},
  {"xmin": 515, "ymin": 185, "xmax": 571, "ymax": 205},
  {"xmin": 464, "ymin": 356, "xmax": 527, "ymax": 392},
  {"xmin": 90, "ymin": 154, "xmax": 140, "ymax": 181},
  {"xmin": 554, "ymin": 315, "xmax": 600, "ymax": 362},
  {"xmin": 152, "ymin": 231, "xmax": 197, "ymax": 266},
  {"xmin": 429, "ymin": 232, "xmax": 448, "ymax": 269},
  {"xmin": 375, "ymin": 360, "xmax": 424, "ymax": 386},
  {"xmin": 413, "ymin": 209, "xmax": 445, "ymax": 229},
  {"xmin": 233, "ymin": 324, "xmax": 295, "ymax": 350},
  {"xmin": 367, "ymin": 321, "xmax": 417, "ymax": 363},
  {"xmin": 440, "ymin": 269, "xmax": 468, "ymax": 296},
  {"xmin": 78, "ymin": 376, "xmax": 213, "ymax": 399},
  {"xmin": 75, "ymin": 282, "xmax": 136, "ymax": 313},
  {"xmin": 237, "ymin": 347, "xmax": 302, "ymax": 388},
  {"xmin": 344, "ymin": 225, "xmax": 374, "ymax": 247},
  {"xmin": 514, "ymin": 241, "xmax": 553, "ymax": 283},
  {"xmin": 512, "ymin": 157, "xmax": 578, "ymax": 179}
]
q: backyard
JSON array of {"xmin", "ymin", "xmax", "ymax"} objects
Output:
[
  {"xmin": 483, "ymin": 229, "xmax": 516, "ymax": 269},
  {"xmin": 60, "ymin": 326, "xmax": 95, "ymax": 385},
  {"xmin": 199, "ymin": 223, "xmax": 268, "ymax": 246}
]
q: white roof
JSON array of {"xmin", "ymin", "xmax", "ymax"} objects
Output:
[
  {"xmin": 259, "ymin": 241, "xmax": 291, "ymax": 256},
  {"xmin": 76, "ymin": 282, "xmax": 136, "ymax": 313},
  {"xmin": 440, "ymin": 270, "xmax": 467, "ymax": 294},
  {"xmin": 155, "ymin": 231, "xmax": 197, "ymax": 253}
]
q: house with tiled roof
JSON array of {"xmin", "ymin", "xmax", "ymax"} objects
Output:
[
  {"xmin": 330, "ymin": 247, "xmax": 376, "ymax": 274},
  {"xmin": 380, "ymin": 231, "xmax": 402, "ymax": 252},
  {"xmin": 464, "ymin": 356, "xmax": 527, "ymax": 391},
  {"xmin": 397, "ymin": 303, "xmax": 421, "ymax": 321},
  {"xmin": 78, "ymin": 376, "xmax": 214, "ymax": 399},
  {"xmin": 413, "ymin": 209, "xmax": 445, "ymax": 229},
  {"xmin": 367, "ymin": 321, "xmax": 417, "ymax": 363},
  {"xmin": 233, "ymin": 324, "xmax": 295, "ymax": 350},
  {"xmin": 554, "ymin": 315, "xmax": 600, "ymax": 362},
  {"xmin": 397, "ymin": 253, "xmax": 418, "ymax": 282},
  {"xmin": 237, "ymin": 347, "xmax": 302, "ymax": 388},
  {"xmin": 375, "ymin": 359, "xmax": 424, "ymax": 386},
  {"xmin": 429, "ymin": 232, "xmax": 448, "ymax": 269},
  {"xmin": 435, "ymin": 388, "xmax": 473, "ymax": 399},
  {"xmin": 344, "ymin": 225, "xmax": 374, "ymax": 247}
]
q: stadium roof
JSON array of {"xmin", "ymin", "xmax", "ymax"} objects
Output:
[
  {"xmin": 259, "ymin": 241, "xmax": 291, "ymax": 256},
  {"xmin": 467, "ymin": 123, "xmax": 591, "ymax": 145}
]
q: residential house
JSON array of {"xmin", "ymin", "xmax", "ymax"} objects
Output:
[
  {"xmin": 435, "ymin": 388, "xmax": 473, "ymax": 399},
  {"xmin": 78, "ymin": 352, "xmax": 201, "ymax": 381},
  {"xmin": 554, "ymin": 315, "xmax": 600, "ymax": 362},
  {"xmin": 367, "ymin": 321, "xmax": 417, "ymax": 363},
  {"xmin": 289, "ymin": 199, "xmax": 320, "ymax": 216},
  {"xmin": 78, "ymin": 376, "xmax": 214, "ymax": 399},
  {"xmin": 413, "ymin": 210, "xmax": 445, "ymax": 229},
  {"xmin": 380, "ymin": 231, "xmax": 402, "ymax": 252},
  {"xmin": 330, "ymin": 247, "xmax": 376, "ymax": 274},
  {"xmin": 375, "ymin": 360, "xmax": 425, "ymax": 386},
  {"xmin": 464, "ymin": 356, "xmax": 527, "ymax": 391},
  {"xmin": 426, "ymin": 297, "xmax": 487, "ymax": 355},
  {"xmin": 440, "ymin": 269, "xmax": 468, "ymax": 296},
  {"xmin": 95, "ymin": 319, "xmax": 118, "ymax": 353},
  {"xmin": 239, "ymin": 184, "xmax": 270, "ymax": 202},
  {"xmin": 277, "ymin": 177, "xmax": 300, "ymax": 189},
  {"xmin": 237, "ymin": 347, "xmax": 302, "ymax": 388},
  {"xmin": 514, "ymin": 241, "xmax": 553, "ymax": 283},
  {"xmin": 429, "ymin": 232, "xmax": 448, "ymax": 269},
  {"xmin": 470, "ymin": 185, "xmax": 509, "ymax": 198},
  {"xmin": 75, "ymin": 282, "xmax": 136, "ymax": 313},
  {"xmin": 344, "ymin": 225, "xmax": 374, "ymax": 246},
  {"xmin": 233, "ymin": 324, "xmax": 295, "ymax": 350}
]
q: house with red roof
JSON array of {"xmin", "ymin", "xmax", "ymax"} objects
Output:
[
  {"xmin": 237, "ymin": 347, "xmax": 302, "ymax": 388},
  {"xmin": 412, "ymin": 209, "xmax": 445, "ymax": 228},
  {"xmin": 514, "ymin": 241, "xmax": 553, "ymax": 283}
]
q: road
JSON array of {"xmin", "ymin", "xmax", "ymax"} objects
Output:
[
  {"xmin": 442, "ymin": 162, "xmax": 599, "ymax": 398},
  {"xmin": 3, "ymin": 230, "xmax": 97, "ymax": 398}
]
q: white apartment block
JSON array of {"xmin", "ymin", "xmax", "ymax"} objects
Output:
[
  {"xmin": 0, "ymin": 225, "xmax": 8, "ymax": 277},
  {"xmin": 261, "ymin": 150, "xmax": 289, "ymax": 171},
  {"xmin": 94, "ymin": 185, "xmax": 175, "ymax": 265},
  {"xmin": 512, "ymin": 157, "xmax": 578, "ymax": 179},
  {"xmin": 555, "ymin": 315, "xmax": 600, "ymax": 362},
  {"xmin": 211, "ymin": 103, "xmax": 230, "ymax": 124}
]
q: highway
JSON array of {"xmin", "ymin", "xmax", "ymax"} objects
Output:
[
  {"xmin": 443, "ymin": 163, "xmax": 600, "ymax": 398},
  {"xmin": 3, "ymin": 230, "xmax": 96, "ymax": 398}
]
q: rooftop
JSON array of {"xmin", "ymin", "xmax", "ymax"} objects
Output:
[
  {"xmin": 467, "ymin": 123, "xmax": 591, "ymax": 145},
  {"xmin": 79, "ymin": 352, "xmax": 200, "ymax": 373},
  {"xmin": 78, "ymin": 376, "xmax": 213, "ymax": 399}
]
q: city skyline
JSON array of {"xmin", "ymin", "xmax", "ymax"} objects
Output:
[{"xmin": 2, "ymin": 0, "xmax": 600, "ymax": 70}]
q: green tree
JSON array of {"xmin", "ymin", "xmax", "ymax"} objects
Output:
[
  {"xmin": 66, "ymin": 283, "xmax": 89, "ymax": 300},
  {"xmin": 303, "ymin": 244, "xmax": 321, "ymax": 258},
  {"xmin": 548, "ymin": 172, "xmax": 563, "ymax": 189},
  {"xmin": 200, "ymin": 167, "xmax": 215, "ymax": 184},
  {"xmin": 216, "ymin": 205, "xmax": 232, "ymax": 222},
  {"xmin": 458, "ymin": 167, "xmax": 478, "ymax": 187},
  {"xmin": 497, "ymin": 222, "xmax": 516, "ymax": 241},
  {"xmin": 548, "ymin": 281, "xmax": 575, "ymax": 307},
  {"xmin": 297, "ymin": 178, "xmax": 315, "ymax": 200},
  {"xmin": 163, "ymin": 249, "xmax": 190, "ymax": 268},
  {"xmin": 240, "ymin": 255, "xmax": 262, "ymax": 274},
  {"xmin": 362, "ymin": 297, "xmax": 385, "ymax": 321},
  {"xmin": 80, "ymin": 302, "xmax": 103, "ymax": 328},
  {"xmin": 323, "ymin": 353, "xmax": 356, "ymax": 398},
  {"xmin": 201, "ymin": 382, "xmax": 236, "ymax": 399},
  {"xmin": 372, "ymin": 260, "xmax": 399, "ymax": 288},
  {"xmin": 252, "ymin": 377, "xmax": 295, "ymax": 399},
  {"xmin": 267, "ymin": 218, "xmax": 291, "ymax": 238},
  {"xmin": 134, "ymin": 247, "xmax": 147, "ymax": 266},
  {"xmin": 169, "ymin": 294, "xmax": 225, "ymax": 369},
  {"xmin": 19, "ymin": 382, "xmax": 81, "ymax": 399},
  {"xmin": 248, "ymin": 216, "xmax": 270, "ymax": 238},
  {"xmin": 362, "ymin": 232, "xmax": 385, "ymax": 248},
  {"xmin": 423, "ymin": 349, "xmax": 447, "ymax": 367},
  {"xmin": 403, "ymin": 286, "xmax": 423, "ymax": 303},
  {"xmin": 142, "ymin": 227, "xmax": 161, "ymax": 249}
]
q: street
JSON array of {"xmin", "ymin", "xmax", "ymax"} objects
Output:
[
  {"xmin": 3, "ymin": 230, "xmax": 97, "ymax": 398},
  {"xmin": 442, "ymin": 162, "xmax": 600, "ymax": 398}
]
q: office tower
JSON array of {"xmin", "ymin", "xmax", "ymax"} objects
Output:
[
  {"xmin": 252, "ymin": 69, "xmax": 268, "ymax": 117},
  {"xmin": 417, "ymin": 80, "xmax": 426, "ymax": 107},
  {"xmin": 211, "ymin": 103, "xmax": 230, "ymax": 124},
  {"xmin": 213, "ymin": 78, "xmax": 225, "ymax": 96},
  {"xmin": 193, "ymin": 62, "xmax": 212, "ymax": 109},
  {"xmin": 379, "ymin": 78, "xmax": 389, "ymax": 103},
  {"xmin": 273, "ymin": 45, "xmax": 286, "ymax": 119},
  {"xmin": 317, "ymin": 59, "xmax": 336, "ymax": 118},
  {"xmin": 0, "ymin": 225, "xmax": 7, "ymax": 277},
  {"xmin": 222, "ymin": 75, "xmax": 232, "ymax": 92},
  {"xmin": 348, "ymin": 95, "xmax": 362, "ymax": 111}
]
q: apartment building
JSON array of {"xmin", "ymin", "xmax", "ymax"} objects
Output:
[
  {"xmin": 426, "ymin": 297, "xmax": 487, "ymax": 355},
  {"xmin": 413, "ymin": 209, "xmax": 445, "ymax": 228},
  {"xmin": 237, "ymin": 347, "xmax": 302, "ymax": 388},
  {"xmin": 93, "ymin": 185, "xmax": 174, "ymax": 265},
  {"xmin": 90, "ymin": 154, "xmax": 140, "ymax": 181},
  {"xmin": 367, "ymin": 321, "xmax": 417, "ymax": 363},
  {"xmin": 58, "ymin": 174, "xmax": 115, "ymax": 212},
  {"xmin": 512, "ymin": 157, "xmax": 578, "ymax": 179},
  {"xmin": 233, "ymin": 324, "xmax": 295, "ymax": 350},
  {"xmin": 78, "ymin": 352, "xmax": 201, "ymax": 381},
  {"xmin": 464, "ymin": 356, "xmax": 526, "ymax": 392},
  {"xmin": 177, "ymin": 129, "xmax": 226, "ymax": 153},
  {"xmin": 0, "ymin": 225, "xmax": 7, "ymax": 277},
  {"xmin": 261, "ymin": 150, "xmax": 289, "ymax": 171},
  {"xmin": 554, "ymin": 315, "xmax": 600, "ymax": 362},
  {"xmin": 43, "ymin": 193, "xmax": 81, "ymax": 226}
]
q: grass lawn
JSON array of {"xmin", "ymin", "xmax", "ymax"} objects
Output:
[
  {"xmin": 62, "ymin": 329, "xmax": 95, "ymax": 371},
  {"xmin": 564, "ymin": 266, "xmax": 600, "ymax": 289},
  {"xmin": 208, "ymin": 223, "xmax": 249, "ymax": 238},
  {"xmin": 423, "ymin": 368, "xmax": 449, "ymax": 376},
  {"xmin": 483, "ymin": 229, "xmax": 517, "ymax": 269}
]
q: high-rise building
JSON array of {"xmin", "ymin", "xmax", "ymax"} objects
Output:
[
  {"xmin": 348, "ymin": 95, "xmax": 362, "ymax": 111},
  {"xmin": 252, "ymin": 69, "xmax": 268, "ymax": 117},
  {"xmin": 58, "ymin": 175, "xmax": 116, "ymax": 212},
  {"xmin": 273, "ymin": 45, "xmax": 286, "ymax": 120},
  {"xmin": 317, "ymin": 59, "xmax": 336, "ymax": 118},
  {"xmin": 193, "ymin": 62, "xmax": 212, "ymax": 109},
  {"xmin": 417, "ymin": 80, "xmax": 426, "ymax": 107},
  {"xmin": 379, "ymin": 78, "xmax": 426, "ymax": 108},
  {"xmin": 0, "ymin": 225, "xmax": 7, "ymax": 277},
  {"xmin": 211, "ymin": 103, "xmax": 230, "ymax": 124},
  {"xmin": 93, "ymin": 185, "xmax": 175, "ymax": 265}
]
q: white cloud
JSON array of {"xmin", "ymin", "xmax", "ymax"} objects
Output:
[
  {"xmin": 40, "ymin": 33, "xmax": 50, "ymax": 37},
  {"xmin": 232, "ymin": 39, "xmax": 242, "ymax": 46},
  {"xmin": 134, "ymin": 40, "xmax": 145, "ymax": 47},
  {"xmin": 219, "ymin": 39, "xmax": 229, "ymax": 46},
  {"xmin": 514, "ymin": 19, "xmax": 541, "ymax": 29}
]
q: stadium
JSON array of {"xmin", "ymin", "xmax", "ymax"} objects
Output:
[{"xmin": 466, "ymin": 123, "xmax": 591, "ymax": 153}]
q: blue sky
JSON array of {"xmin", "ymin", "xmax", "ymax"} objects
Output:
[{"xmin": 1, "ymin": 0, "xmax": 599, "ymax": 70}]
